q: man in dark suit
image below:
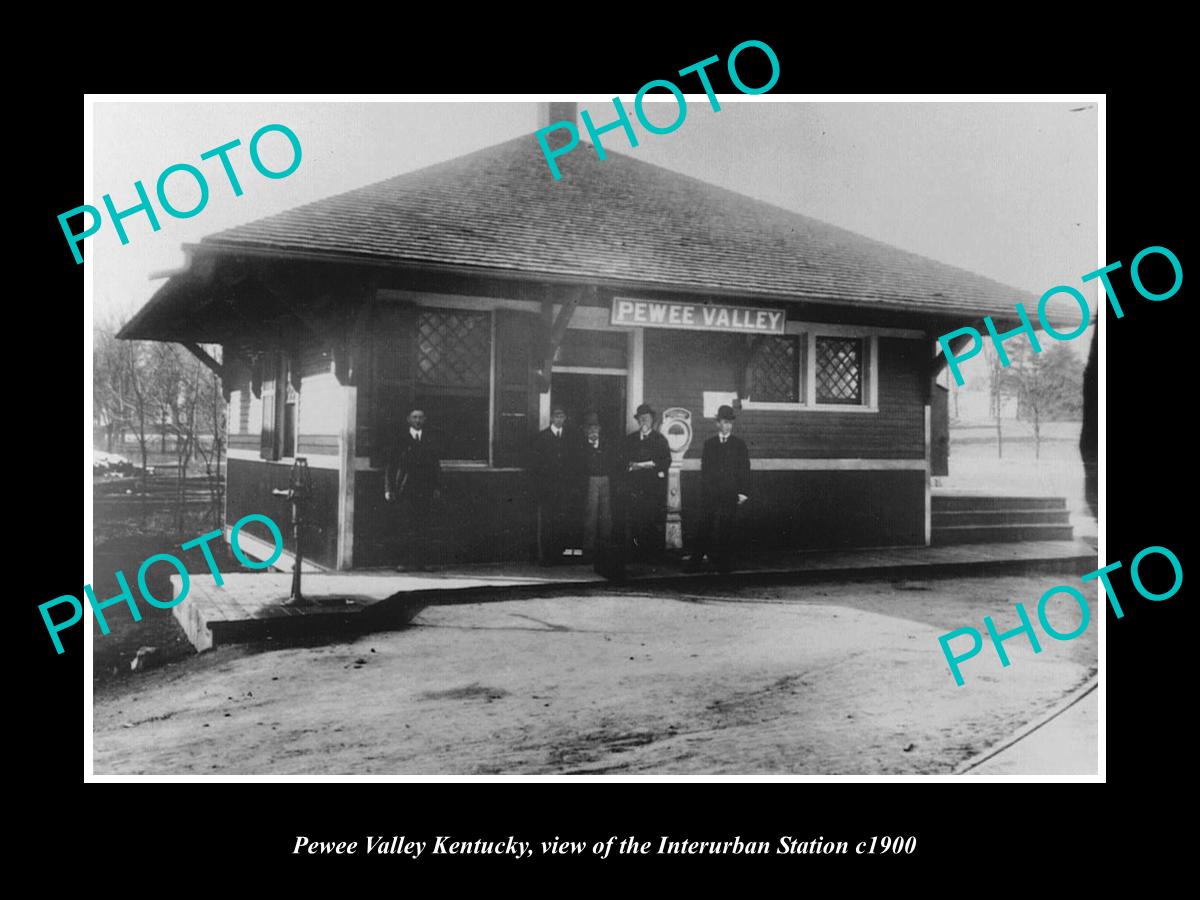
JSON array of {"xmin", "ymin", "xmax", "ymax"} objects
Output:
[
  {"xmin": 624, "ymin": 402, "xmax": 671, "ymax": 560},
  {"xmin": 580, "ymin": 412, "xmax": 626, "ymax": 578},
  {"xmin": 530, "ymin": 405, "xmax": 581, "ymax": 565},
  {"xmin": 384, "ymin": 408, "xmax": 442, "ymax": 572},
  {"xmin": 685, "ymin": 405, "xmax": 750, "ymax": 574}
]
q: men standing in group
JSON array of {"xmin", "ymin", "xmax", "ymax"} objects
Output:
[
  {"xmin": 530, "ymin": 405, "xmax": 580, "ymax": 565},
  {"xmin": 580, "ymin": 412, "xmax": 625, "ymax": 579},
  {"xmin": 624, "ymin": 402, "xmax": 671, "ymax": 561},
  {"xmin": 685, "ymin": 405, "xmax": 750, "ymax": 574},
  {"xmin": 384, "ymin": 408, "xmax": 442, "ymax": 572}
]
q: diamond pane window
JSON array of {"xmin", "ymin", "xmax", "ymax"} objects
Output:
[
  {"xmin": 746, "ymin": 335, "xmax": 801, "ymax": 403},
  {"xmin": 412, "ymin": 309, "xmax": 492, "ymax": 462},
  {"xmin": 417, "ymin": 310, "xmax": 490, "ymax": 388},
  {"xmin": 815, "ymin": 336, "xmax": 863, "ymax": 404}
]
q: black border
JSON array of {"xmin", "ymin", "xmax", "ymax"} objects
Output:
[{"xmin": 27, "ymin": 28, "xmax": 1184, "ymax": 879}]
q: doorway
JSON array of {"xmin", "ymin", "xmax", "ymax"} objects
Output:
[{"xmin": 550, "ymin": 372, "xmax": 627, "ymax": 441}]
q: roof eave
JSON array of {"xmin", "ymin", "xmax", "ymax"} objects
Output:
[{"xmin": 187, "ymin": 240, "xmax": 1036, "ymax": 328}]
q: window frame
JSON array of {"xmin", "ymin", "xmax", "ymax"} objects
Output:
[
  {"xmin": 413, "ymin": 306, "xmax": 494, "ymax": 466},
  {"xmin": 739, "ymin": 333, "xmax": 807, "ymax": 411},
  {"xmin": 812, "ymin": 331, "xmax": 875, "ymax": 411},
  {"xmin": 739, "ymin": 324, "xmax": 879, "ymax": 413}
]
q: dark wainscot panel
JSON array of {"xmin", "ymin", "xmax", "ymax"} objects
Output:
[
  {"xmin": 227, "ymin": 458, "xmax": 339, "ymax": 569},
  {"xmin": 354, "ymin": 468, "xmax": 537, "ymax": 567},
  {"xmin": 680, "ymin": 469, "xmax": 926, "ymax": 551}
]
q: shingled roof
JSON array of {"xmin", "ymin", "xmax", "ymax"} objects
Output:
[{"xmin": 200, "ymin": 134, "xmax": 1037, "ymax": 319}]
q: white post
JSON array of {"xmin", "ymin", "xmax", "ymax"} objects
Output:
[{"xmin": 337, "ymin": 384, "xmax": 357, "ymax": 570}]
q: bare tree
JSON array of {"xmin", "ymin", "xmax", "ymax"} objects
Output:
[
  {"xmin": 154, "ymin": 343, "xmax": 227, "ymax": 533},
  {"xmin": 1000, "ymin": 341, "xmax": 1084, "ymax": 460},
  {"xmin": 154, "ymin": 344, "xmax": 194, "ymax": 532},
  {"xmin": 94, "ymin": 324, "xmax": 129, "ymax": 453},
  {"xmin": 987, "ymin": 351, "xmax": 1005, "ymax": 459},
  {"xmin": 95, "ymin": 318, "xmax": 228, "ymax": 535},
  {"xmin": 192, "ymin": 361, "xmax": 226, "ymax": 529},
  {"xmin": 94, "ymin": 322, "xmax": 161, "ymax": 492}
]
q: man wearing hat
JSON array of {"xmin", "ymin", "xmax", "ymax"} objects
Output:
[
  {"xmin": 685, "ymin": 404, "xmax": 750, "ymax": 573},
  {"xmin": 580, "ymin": 412, "xmax": 626, "ymax": 578},
  {"xmin": 624, "ymin": 403, "xmax": 672, "ymax": 560},
  {"xmin": 384, "ymin": 408, "xmax": 443, "ymax": 572},
  {"xmin": 530, "ymin": 404, "xmax": 581, "ymax": 565}
]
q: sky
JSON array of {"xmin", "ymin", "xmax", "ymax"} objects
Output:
[{"xmin": 91, "ymin": 98, "xmax": 1098, "ymax": 386}]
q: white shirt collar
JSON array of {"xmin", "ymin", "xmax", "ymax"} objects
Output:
[{"xmin": 410, "ymin": 428, "xmax": 422, "ymax": 439}]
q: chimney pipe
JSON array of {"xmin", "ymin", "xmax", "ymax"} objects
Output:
[
  {"xmin": 538, "ymin": 102, "xmax": 577, "ymax": 148},
  {"xmin": 539, "ymin": 101, "xmax": 577, "ymax": 129}
]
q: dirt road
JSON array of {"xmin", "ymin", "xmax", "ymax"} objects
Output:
[{"xmin": 92, "ymin": 575, "xmax": 1098, "ymax": 775}]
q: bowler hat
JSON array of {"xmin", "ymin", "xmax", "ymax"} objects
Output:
[
  {"xmin": 716, "ymin": 405, "xmax": 737, "ymax": 421},
  {"xmin": 634, "ymin": 403, "xmax": 656, "ymax": 418},
  {"xmin": 583, "ymin": 412, "xmax": 601, "ymax": 427}
]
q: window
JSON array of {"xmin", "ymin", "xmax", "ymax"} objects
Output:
[
  {"xmin": 744, "ymin": 335, "xmax": 803, "ymax": 405},
  {"xmin": 415, "ymin": 309, "xmax": 491, "ymax": 461},
  {"xmin": 237, "ymin": 386, "xmax": 251, "ymax": 435},
  {"xmin": 259, "ymin": 352, "xmax": 298, "ymax": 460},
  {"xmin": 815, "ymin": 336, "xmax": 863, "ymax": 404},
  {"xmin": 738, "ymin": 329, "xmax": 877, "ymax": 412}
]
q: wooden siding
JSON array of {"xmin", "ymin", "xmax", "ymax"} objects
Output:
[
  {"xmin": 357, "ymin": 304, "xmax": 418, "ymax": 465},
  {"xmin": 227, "ymin": 458, "xmax": 339, "ymax": 569},
  {"xmin": 297, "ymin": 436, "xmax": 339, "ymax": 456},
  {"xmin": 353, "ymin": 469, "xmax": 536, "ymax": 567},
  {"xmin": 644, "ymin": 331, "xmax": 926, "ymax": 459},
  {"xmin": 299, "ymin": 345, "xmax": 331, "ymax": 378},
  {"xmin": 347, "ymin": 465, "xmax": 923, "ymax": 566},
  {"xmin": 556, "ymin": 328, "xmax": 627, "ymax": 369},
  {"xmin": 680, "ymin": 470, "xmax": 925, "ymax": 550}
]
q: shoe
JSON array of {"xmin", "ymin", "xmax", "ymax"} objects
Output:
[
  {"xmin": 395, "ymin": 565, "xmax": 411, "ymax": 573},
  {"xmin": 419, "ymin": 564, "xmax": 438, "ymax": 572}
]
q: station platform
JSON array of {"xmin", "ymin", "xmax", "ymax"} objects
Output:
[{"xmin": 171, "ymin": 539, "xmax": 1097, "ymax": 652}]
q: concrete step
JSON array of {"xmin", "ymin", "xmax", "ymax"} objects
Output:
[
  {"xmin": 932, "ymin": 523, "xmax": 1075, "ymax": 545},
  {"xmin": 933, "ymin": 495, "xmax": 1067, "ymax": 512},
  {"xmin": 932, "ymin": 509, "xmax": 1072, "ymax": 527}
]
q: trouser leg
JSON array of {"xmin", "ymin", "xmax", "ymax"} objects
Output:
[
  {"xmin": 631, "ymin": 491, "xmax": 652, "ymax": 556},
  {"xmin": 710, "ymin": 499, "xmax": 737, "ymax": 572},
  {"xmin": 597, "ymin": 477, "xmax": 612, "ymax": 551},
  {"xmin": 538, "ymin": 500, "xmax": 557, "ymax": 563},
  {"xmin": 691, "ymin": 501, "xmax": 712, "ymax": 560},
  {"xmin": 406, "ymin": 495, "xmax": 434, "ymax": 566},
  {"xmin": 594, "ymin": 477, "xmax": 623, "ymax": 577},
  {"xmin": 398, "ymin": 498, "xmax": 416, "ymax": 565},
  {"xmin": 583, "ymin": 478, "xmax": 601, "ymax": 554}
]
